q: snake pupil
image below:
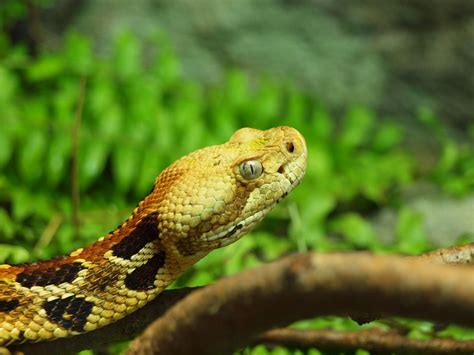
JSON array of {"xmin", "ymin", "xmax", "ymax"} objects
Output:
[{"xmin": 239, "ymin": 160, "xmax": 263, "ymax": 180}]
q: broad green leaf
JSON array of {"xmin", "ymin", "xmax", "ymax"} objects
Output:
[
  {"xmin": 0, "ymin": 209, "xmax": 14, "ymax": 240},
  {"xmin": 225, "ymin": 69, "xmax": 248, "ymax": 109},
  {"xmin": 395, "ymin": 208, "xmax": 430, "ymax": 254},
  {"xmin": 311, "ymin": 105, "xmax": 333, "ymax": 141},
  {"xmin": 112, "ymin": 143, "xmax": 141, "ymax": 193},
  {"xmin": 340, "ymin": 106, "xmax": 375, "ymax": 148},
  {"xmin": 373, "ymin": 122, "xmax": 403, "ymax": 151},
  {"xmin": 248, "ymin": 78, "xmax": 282, "ymax": 128},
  {"xmin": 27, "ymin": 54, "xmax": 64, "ymax": 81},
  {"xmin": 153, "ymin": 45, "xmax": 181, "ymax": 87},
  {"xmin": 63, "ymin": 31, "xmax": 92, "ymax": 75},
  {"xmin": 78, "ymin": 138, "xmax": 109, "ymax": 190},
  {"xmin": 329, "ymin": 213, "xmax": 378, "ymax": 248},
  {"xmin": 46, "ymin": 135, "xmax": 71, "ymax": 188},
  {"xmin": 0, "ymin": 127, "xmax": 12, "ymax": 168},
  {"xmin": 18, "ymin": 130, "xmax": 47, "ymax": 183},
  {"xmin": 114, "ymin": 32, "xmax": 141, "ymax": 80},
  {"xmin": 0, "ymin": 244, "xmax": 30, "ymax": 264}
]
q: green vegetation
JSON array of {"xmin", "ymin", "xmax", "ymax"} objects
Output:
[{"xmin": 0, "ymin": 29, "xmax": 473, "ymax": 354}]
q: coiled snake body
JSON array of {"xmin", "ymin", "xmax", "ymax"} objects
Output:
[{"xmin": 0, "ymin": 126, "xmax": 307, "ymax": 346}]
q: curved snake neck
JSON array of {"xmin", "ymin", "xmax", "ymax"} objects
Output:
[{"xmin": 0, "ymin": 126, "xmax": 307, "ymax": 346}]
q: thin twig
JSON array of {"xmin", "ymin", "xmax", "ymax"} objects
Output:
[
  {"xmin": 26, "ymin": 0, "xmax": 41, "ymax": 55},
  {"xmin": 256, "ymin": 328, "xmax": 474, "ymax": 355},
  {"xmin": 33, "ymin": 213, "xmax": 63, "ymax": 255},
  {"xmin": 71, "ymin": 76, "xmax": 87, "ymax": 240}
]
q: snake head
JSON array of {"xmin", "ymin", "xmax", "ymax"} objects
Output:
[{"xmin": 153, "ymin": 126, "xmax": 307, "ymax": 257}]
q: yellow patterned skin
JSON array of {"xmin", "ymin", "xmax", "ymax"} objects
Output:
[{"xmin": 0, "ymin": 126, "xmax": 307, "ymax": 346}]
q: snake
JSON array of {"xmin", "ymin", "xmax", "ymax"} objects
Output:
[{"xmin": 0, "ymin": 126, "xmax": 307, "ymax": 347}]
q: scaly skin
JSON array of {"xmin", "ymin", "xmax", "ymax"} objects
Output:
[{"xmin": 0, "ymin": 126, "xmax": 307, "ymax": 346}]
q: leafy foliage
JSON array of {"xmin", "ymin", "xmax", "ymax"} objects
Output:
[{"xmin": 0, "ymin": 29, "xmax": 472, "ymax": 354}]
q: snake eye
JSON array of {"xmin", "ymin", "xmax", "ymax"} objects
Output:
[{"xmin": 239, "ymin": 160, "xmax": 263, "ymax": 180}]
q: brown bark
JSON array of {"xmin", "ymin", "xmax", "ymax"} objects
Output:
[
  {"xmin": 418, "ymin": 242, "xmax": 474, "ymax": 265},
  {"xmin": 127, "ymin": 252, "xmax": 474, "ymax": 355},
  {"xmin": 256, "ymin": 328, "xmax": 474, "ymax": 355}
]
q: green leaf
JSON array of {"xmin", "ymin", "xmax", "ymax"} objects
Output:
[
  {"xmin": 0, "ymin": 65, "xmax": 17, "ymax": 101},
  {"xmin": 135, "ymin": 146, "xmax": 165, "ymax": 196},
  {"xmin": 79, "ymin": 138, "xmax": 109, "ymax": 190},
  {"xmin": 0, "ymin": 244, "xmax": 30, "ymax": 264},
  {"xmin": 153, "ymin": 42, "xmax": 181, "ymax": 87},
  {"xmin": 112, "ymin": 144, "xmax": 141, "ymax": 193},
  {"xmin": 63, "ymin": 31, "xmax": 92, "ymax": 75},
  {"xmin": 373, "ymin": 122, "xmax": 403, "ymax": 151},
  {"xmin": 0, "ymin": 126, "xmax": 13, "ymax": 168},
  {"xmin": 0, "ymin": 209, "xmax": 14, "ymax": 241},
  {"xmin": 285, "ymin": 88, "xmax": 305, "ymax": 127},
  {"xmin": 114, "ymin": 32, "xmax": 141, "ymax": 80},
  {"xmin": 329, "ymin": 213, "xmax": 378, "ymax": 249},
  {"xmin": 27, "ymin": 54, "xmax": 64, "ymax": 81},
  {"xmin": 187, "ymin": 270, "xmax": 215, "ymax": 287},
  {"xmin": 439, "ymin": 325, "xmax": 474, "ymax": 340},
  {"xmin": 11, "ymin": 187, "xmax": 33, "ymax": 221},
  {"xmin": 46, "ymin": 135, "xmax": 71, "ymax": 188},
  {"xmin": 225, "ymin": 69, "xmax": 248, "ymax": 109},
  {"xmin": 249, "ymin": 78, "xmax": 281, "ymax": 127},
  {"xmin": 395, "ymin": 208, "xmax": 430, "ymax": 254},
  {"xmin": 340, "ymin": 106, "xmax": 375, "ymax": 148},
  {"xmin": 18, "ymin": 130, "xmax": 47, "ymax": 183},
  {"xmin": 311, "ymin": 105, "xmax": 333, "ymax": 141},
  {"xmin": 434, "ymin": 140, "xmax": 459, "ymax": 175}
]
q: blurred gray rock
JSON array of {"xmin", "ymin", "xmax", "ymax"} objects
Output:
[{"xmin": 372, "ymin": 184, "xmax": 474, "ymax": 245}]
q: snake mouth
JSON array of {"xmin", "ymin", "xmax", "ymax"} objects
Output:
[
  {"xmin": 276, "ymin": 169, "xmax": 304, "ymax": 204},
  {"xmin": 201, "ymin": 168, "xmax": 304, "ymax": 245},
  {"xmin": 279, "ymin": 158, "xmax": 306, "ymax": 187}
]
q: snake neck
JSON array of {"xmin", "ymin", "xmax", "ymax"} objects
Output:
[{"xmin": 0, "ymin": 206, "xmax": 190, "ymax": 345}]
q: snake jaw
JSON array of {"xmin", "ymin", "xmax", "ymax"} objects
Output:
[{"xmin": 206, "ymin": 169, "xmax": 306, "ymax": 248}]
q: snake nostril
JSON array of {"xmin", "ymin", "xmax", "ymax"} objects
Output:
[
  {"xmin": 286, "ymin": 141, "xmax": 295, "ymax": 153},
  {"xmin": 278, "ymin": 165, "xmax": 285, "ymax": 174}
]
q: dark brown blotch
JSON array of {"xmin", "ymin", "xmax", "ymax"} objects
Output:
[
  {"xmin": 112, "ymin": 213, "xmax": 160, "ymax": 259},
  {"xmin": 0, "ymin": 299, "xmax": 20, "ymax": 312},
  {"xmin": 16, "ymin": 262, "xmax": 85, "ymax": 288},
  {"xmin": 43, "ymin": 295, "xmax": 94, "ymax": 332},
  {"xmin": 125, "ymin": 250, "xmax": 166, "ymax": 290}
]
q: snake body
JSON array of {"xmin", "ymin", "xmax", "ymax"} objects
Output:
[{"xmin": 0, "ymin": 126, "xmax": 307, "ymax": 346}]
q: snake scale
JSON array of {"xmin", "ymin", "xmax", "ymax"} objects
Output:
[{"xmin": 0, "ymin": 126, "xmax": 307, "ymax": 347}]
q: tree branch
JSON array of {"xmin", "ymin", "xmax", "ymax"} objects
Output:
[
  {"xmin": 256, "ymin": 328, "xmax": 474, "ymax": 355},
  {"xmin": 417, "ymin": 242, "xmax": 474, "ymax": 265},
  {"xmin": 127, "ymin": 252, "xmax": 474, "ymax": 355},
  {"xmin": 10, "ymin": 244, "xmax": 474, "ymax": 354}
]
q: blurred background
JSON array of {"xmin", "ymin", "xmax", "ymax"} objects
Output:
[{"xmin": 0, "ymin": 1, "xmax": 473, "ymax": 354}]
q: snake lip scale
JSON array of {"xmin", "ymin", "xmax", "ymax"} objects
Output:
[
  {"xmin": 203, "ymin": 172, "xmax": 304, "ymax": 244},
  {"xmin": 0, "ymin": 126, "xmax": 307, "ymax": 346}
]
